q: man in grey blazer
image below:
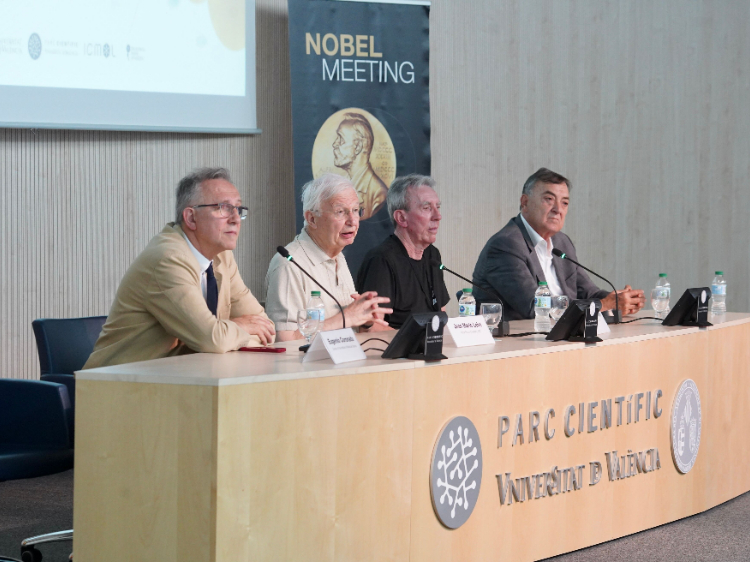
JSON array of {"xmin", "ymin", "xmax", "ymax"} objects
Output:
[{"xmin": 472, "ymin": 168, "xmax": 645, "ymax": 320}]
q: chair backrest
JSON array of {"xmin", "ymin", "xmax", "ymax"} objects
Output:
[
  {"xmin": 32, "ymin": 316, "xmax": 107, "ymax": 375},
  {"xmin": 0, "ymin": 379, "xmax": 72, "ymax": 448}
]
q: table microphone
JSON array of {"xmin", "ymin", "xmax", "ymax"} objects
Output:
[
  {"xmin": 550, "ymin": 248, "xmax": 622, "ymax": 324},
  {"xmin": 437, "ymin": 262, "xmax": 510, "ymax": 336},
  {"xmin": 276, "ymin": 246, "xmax": 346, "ymax": 328}
]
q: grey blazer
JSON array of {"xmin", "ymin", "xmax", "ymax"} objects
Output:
[{"xmin": 472, "ymin": 215, "xmax": 610, "ymax": 320}]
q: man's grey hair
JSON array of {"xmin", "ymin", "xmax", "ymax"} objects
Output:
[
  {"xmin": 301, "ymin": 173, "xmax": 356, "ymax": 227},
  {"xmin": 175, "ymin": 167, "xmax": 232, "ymax": 224},
  {"xmin": 521, "ymin": 167, "xmax": 570, "ymax": 197},
  {"xmin": 386, "ymin": 174, "xmax": 437, "ymax": 228}
]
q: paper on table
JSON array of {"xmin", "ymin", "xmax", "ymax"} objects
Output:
[{"xmin": 597, "ymin": 312, "xmax": 611, "ymax": 334}]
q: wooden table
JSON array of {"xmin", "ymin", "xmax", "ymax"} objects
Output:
[{"xmin": 73, "ymin": 313, "xmax": 750, "ymax": 561}]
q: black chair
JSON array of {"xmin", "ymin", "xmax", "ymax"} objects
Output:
[
  {"xmin": 32, "ymin": 316, "xmax": 106, "ymax": 410},
  {"xmin": 0, "ymin": 378, "xmax": 75, "ymax": 562},
  {"xmin": 0, "ymin": 379, "xmax": 74, "ymax": 482},
  {"xmin": 20, "ymin": 531, "xmax": 73, "ymax": 562},
  {"xmin": 20, "ymin": 317, "xmax": 104, "ymax": 562}
]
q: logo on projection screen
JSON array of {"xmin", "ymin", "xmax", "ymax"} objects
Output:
[
  {"xmin": 28, "ymin": 33, "xmax": 42, "ymax": 60},
  {"xmin": 430, "ymin": 416, "xmax": 483, "ymax": 529}
]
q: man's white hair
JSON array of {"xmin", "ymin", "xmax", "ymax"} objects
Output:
[{"xmin": 301, "ymin": 173, "xmax": 356, "ymax": 227}]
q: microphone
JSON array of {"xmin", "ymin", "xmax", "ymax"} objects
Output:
[
  {"xmin": 437, "ymin": 262, "xmax": 510, "ymax": 336},
  {"xmin": 551, "ymin": 248, "xmax": 621, "ymax": 324},
  {"xmin": 276, "ymin": 246, "xmax": 346, "ymax": 328}
]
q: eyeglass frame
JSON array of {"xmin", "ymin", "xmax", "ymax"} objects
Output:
[
  {"xmin": 318, "ymin": 206, "xmax": 365, "ymax": 220},
  {"xmin": 191, "ymin": 203, "xmax": 249, "ymax": 220}
]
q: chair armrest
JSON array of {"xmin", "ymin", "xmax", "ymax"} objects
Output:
[
  {"xmin": 0, "ymin": 379, "xmax": 72, "ymax": 449},
  {"xmin": 40, "ymin": 374, "xmax": 76, "ymax": 409},
  {"xmin": 39, "ymin": 374, "xmax": 76, "ymax": 439},
  {"xmin": 39, "ymin": 373, "xmax": 74, "ymax": 383}
]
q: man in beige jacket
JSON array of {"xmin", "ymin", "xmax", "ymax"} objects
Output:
[{"xmin": 84, "ymin": 168, "xmax": 275, "ymax": 369}]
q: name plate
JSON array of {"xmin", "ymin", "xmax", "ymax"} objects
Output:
[
  {"xmin": 444, "ymin": 316, "xmax": 495, "ymax": 347},
  {"xmin": 302, "ymin": 328, "xmax": 367, "ymax": 364}
]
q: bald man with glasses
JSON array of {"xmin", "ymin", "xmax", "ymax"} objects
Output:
[{"xmin": 85, "ymin": 167, "xmax": 274, "ymax": 369}]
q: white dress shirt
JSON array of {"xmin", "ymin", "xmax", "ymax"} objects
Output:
[
  {"xmin": 183, "ymin": 232, "xmax": 212, "ymax": 301},
  {"xmin": 519, "ymin": 214, "xmax": 565, "ymax": 297}
]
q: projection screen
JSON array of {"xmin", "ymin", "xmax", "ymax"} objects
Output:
[{"xmin": 0, "ymin": 0, "xmax": 258, "ymax": 133}]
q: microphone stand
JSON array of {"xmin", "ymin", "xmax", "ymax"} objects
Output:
[
  {"xmin": 277, "ymin": 246, "xmax": 346, "ymax": 328},
  {"xmin": 552, "ymin": 250, "xmax": 621, "ymax": 324},
  {"xmin": 438, "ymin": 264, "xmax": 510, "ymax": 336}
]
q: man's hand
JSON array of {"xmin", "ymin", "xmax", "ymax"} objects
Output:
[
  {"xmin": 346, "ymin": 291, "xmax": 393, "ymax": 329},
  {"xmin": 600, "ymin": 285, "xmax": 646, "ymax": 315},
  {"xmin": 232, "ymin": 314, "xmax": 276, "ymax": 345}
]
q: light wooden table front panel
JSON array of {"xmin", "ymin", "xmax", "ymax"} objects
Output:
[{"xmin": 73, "ymin": 322, "xmax": 750, "ymax": 561}]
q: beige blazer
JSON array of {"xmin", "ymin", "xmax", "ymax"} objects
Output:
[{"xmin": 84, "ymin": 223, "xmax": 270, "ymax": 369}]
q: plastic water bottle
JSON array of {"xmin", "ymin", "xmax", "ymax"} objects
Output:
[
  {"xmin": 458, "ymin": 288, "xmax": 476, "ymax": 316},
  {"xmin": 711, "ymin": 271, "xmax": 727, "ymax": 314},
  {"xmin": 307, "ymin": 291, "xmax": 326, "ymax": 323},
  {"xmin": 652, "ymin": 273, "xmax": 671, "ymax": 319},
  {"xmin": 534, "ymin": 281, "xmax": 552, "ymax": 330}
]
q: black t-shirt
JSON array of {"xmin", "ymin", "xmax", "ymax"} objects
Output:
[{"xmin": 356, "ymin": 235, "xmax": 450, "ymax": 328}]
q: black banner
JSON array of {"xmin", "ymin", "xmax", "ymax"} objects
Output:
[{"xmin": 288, "ymin": 0, "xmax": 431, "ymax": 275}]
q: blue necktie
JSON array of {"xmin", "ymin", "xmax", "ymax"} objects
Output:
[{"xmin": 206, "ymin": 263, "xmax": 218, "ymax": 316}]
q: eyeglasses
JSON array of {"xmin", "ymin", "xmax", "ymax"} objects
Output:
[
  {"xmin": 192, "ymin": 203, "xmax": 248, "ymax": 220},
  {"xmin": 323, "ymin": 207, "xmax": 365, "ymax": 220}
]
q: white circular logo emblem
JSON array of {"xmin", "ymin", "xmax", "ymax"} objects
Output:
[
  {"xmin": 589, "ymin": 302, "xmax": 595, "ymax": 316},
  {"xmin": 28, "ymin": 33, "xmax": 42, "ymax": 60},
  {"xmin": 430, "ymin": 416, "xmax": 482, "ymax": 529},
  {"xmin": 670, "ymin": 379, "xmax": 702, "ymax": 474},
  {"xmin": 701, "ymin": 290, "xmax": 707, "ymax": 303},
  {"xmin": 431, "ymin": 314, "xmax": 440, "ymax": 332}
]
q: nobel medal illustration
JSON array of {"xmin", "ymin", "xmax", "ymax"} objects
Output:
[{"xmin": 312, "ymin": 109, "xmax": 396, "ymax": 220}]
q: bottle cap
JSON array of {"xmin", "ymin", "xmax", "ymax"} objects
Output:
[
  {"xmin": 659, "ymin": 273, "xmax": 667, "ymax": 277},
  {"xmin": 311, "ymin": 291, "xmax": 321, "ymax": 296},
  {"xmin": 715, "ymin": 271, "xmax": 723, "ymax": 275},
  {"xmin": 463, "ymin": 288, "xmax": 473, "ymax": 294},
  {"xmin": 538, "ymin": 281, "xmax": 548, "ymax": 286}
]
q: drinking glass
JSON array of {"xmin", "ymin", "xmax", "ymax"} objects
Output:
[
  {"xmin": 297, "ymin": 309, "xmax": 320, "ymax": 343},
  {"xmin": 550, "ymin": 295, "xmax": 569, "ymax": 322},
  {"xmin": 651, "ymin": 288, "xmax": 670, "ymax": 319},
  {"xmin": 480, "ymin": 303, "xmax": 502, "ymax": 333}
]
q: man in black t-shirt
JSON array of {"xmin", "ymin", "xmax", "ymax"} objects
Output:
[{"xmin": 356, "ymin": 174, "xmax": 450, "ymax": 328}]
